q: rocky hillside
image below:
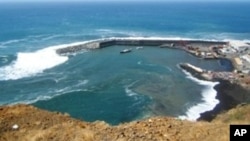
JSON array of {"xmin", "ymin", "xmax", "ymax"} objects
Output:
[{"xmin": 0, "ymin": 104, "xmax": 249, "ymax": 141}]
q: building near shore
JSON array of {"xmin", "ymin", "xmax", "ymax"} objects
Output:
[
  {"xmin": 230, "ymin": 41, "xmax": 250, "ymax": 52},
  {"xmin": 234, "ymin": 57, "xmax": 243, "ymax": 66},
  {"xmin": 218, "ymin": 47, "xmax": 237, "ymax": 55}
]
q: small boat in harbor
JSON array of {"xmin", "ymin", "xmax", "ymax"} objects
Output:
[
  {"xmin": 136, "ymin": 46, "xmax": 143, "ymax": 50},
  {"xmin": 120, "ymin": 48, "xmax": 132, "ymax": 54}
]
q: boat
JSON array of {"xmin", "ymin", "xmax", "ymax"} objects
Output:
[
  {"xmin": 120, "ymin": 48, "xmax": 132, "ymax": 54},
  {"xmin": 136, "ymin": 46, "xmax": 143, "ymax": 50}
]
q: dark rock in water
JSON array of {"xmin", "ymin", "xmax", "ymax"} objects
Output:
[{"xmin": 198, "ymin": 80, "xmax": 250, "ymax": 121}]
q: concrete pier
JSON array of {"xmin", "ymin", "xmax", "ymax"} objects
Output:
[
  {"xmin": 56, "ymin": 38, "xmax": 228, "ymax": 55},
  {"xmin": 179, "ymin": 63, "xmax": 237, "ymax": 82}
]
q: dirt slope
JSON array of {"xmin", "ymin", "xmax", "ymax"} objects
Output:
[{"xmin": 0, "ymin": 104, "xmax": 249, "ymax": 141}]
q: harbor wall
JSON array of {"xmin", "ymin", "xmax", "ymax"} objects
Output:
[
  {"xmin": 100, "ymin": 39, "xmax": 227, "ymax": 48},
  {"xmin": 56, "ymin": 38, "xmax": 228, "ymax": 54}
]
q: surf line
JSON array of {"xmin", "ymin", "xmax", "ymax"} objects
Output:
[{"xmin": 178, "ymin": 67, "xmax": 220, "ymax": 121}]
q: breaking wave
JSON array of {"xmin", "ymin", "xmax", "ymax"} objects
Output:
[
  {"xmin": 0, "ymin": 41, "xmax": 91, "ymax": 81},
  {"xmin": 179, "ymin": 69, "xmax": 219, "ymax": 121}
]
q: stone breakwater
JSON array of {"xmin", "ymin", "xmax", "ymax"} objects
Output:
[
  {"xmin": 55, "ymin": 38, "xmax": 228, "ymax": 55},
  {"xmin": 179, "ymin": 63, "xmax": 250, "ymax": 122},
  {"xmin": 179, "ymin": 62, "xmax": 250, "ymax": 91},
  {"xmin": 179, "ymin": 63, "xmax": 237, "ymax": 82}
]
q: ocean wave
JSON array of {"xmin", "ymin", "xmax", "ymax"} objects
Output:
[
  {"xmin": 0, "ymin": 34, "xmax": 74, "ymax": 47},
  {"xmin": 0, "ymin": 41, "xmax": 91, "ymax": 81},
  {"xmin": 0, "ymin": 45, "xmax": 6, "ymax": 48},
  {"xmin": 8, "ymin": 80, "xmax": 89, "ymax": 105},
  {"xmin": 40, "ymin": 35, "xmax": 63, "ymax": 41},
  {"xmin": 125, "ymin": 81, "xmax": 139, "ymax": 97},
  {"xmin": 137, "ymin": 61, "xmax": 142, "ymax": 65},
  {"xmin": 0, "ymin": 35, "xmax": 50, "ymax": 49},
  {"xmin": 0, "ymin": 39, "xmax": 27, "ymax": 46},
  {"xmin": 0, "ymin": 55, "xmax": 8, "ymax": 63},
  {"xmin": 40, "ymin": 34, "xmax": 86, "ymax": 41},
  {"xmin": 125, "ymin": 87, "xmax": 138, "ymax": 97},
  {"xmin": 0, "ymin": 35, "xmax": 48, "ymax": 46},
  {"xmin": 165, "ymin": 66, "xmax": 173, "ymax": 72},
  {"xmin": 95, "ymin": 29, "xmax": 250, "ymax": 41},
  {"xmin": 0, "ymin": 46, "xmax": 68, "ymax": 81},
  {"xmin": 96, "ymin": 29, "xmax": 114, "ymax": 33},
  {"xmin": 13, "ymin": 95, "xmax": 53, "ymax": 105},
  {"xmin": 178, "ymin": 69, "xmax": 219, "ymax": 121},
  {"xmin": 74, "ymin": 80, "xmax": 89, "ymax": 87},
  {"xmin": 0, "ymin": 58, "xmax": 8, "ymax": 64},
  {"xmin": 136, "ymin": 61, "xmax": 158, "ymax": 67},
  {"xmin": 95, "ymin": 29, "xmax": 144, "ymax": 37}
]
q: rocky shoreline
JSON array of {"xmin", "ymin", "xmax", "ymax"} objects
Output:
[
  {"xmin": 179, "ymin": 63, "xmax": 250, "ymax": 122},
  {"xmin": 198, "ymin": 80, "xmax": 250, "ymax": 121}
]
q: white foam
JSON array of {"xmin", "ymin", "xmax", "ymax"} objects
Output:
[
  {"xmin": 0, "ymin": 55, "xmax": 8, "ymax": 63},
  {"xmin": 226, "ymin": 39, "xmax": 250, "ymax": 48},
  {"xmin": 74, "ymin": 80, "xmax": 89, "ymax": 87},
  {"xmin": 178, "ymin": 69, "xmax": 219, "ymax": 121},
  {"xmin": 9, "ymin": 80, "xmax": 89, "ymax": 105},
  {"xmin": 96, "ymin": 29, "xmax": 144, "ymax": 37},
  {"xmin": 165, "ymin": 66, "xmax": 173, "ymax": 72},
  {"xmin": 0, "ymin": 58, "xmax": 8, "ymax": 63},
  {"xmin": 137, "ymin": 61, "xmax": 142, "ymax": 65},
  {"xmin": 41, "ymin": 35, "xmax": 62, "ymax": 41},
  {"xmin": 125, "ymin": 87, "xmax": 138, "ymax": 96},
  {"xmin": 96, "ymin": 29, "xmax": 114, "ymax": 33},
  {"xmin": 125, "ymin": 81, "xmax": 139, "ymax": 97},
  {"xmin": 23, "ymin": 89, "xmax": 87, "ymax": 104},
  {"xmin": 0, "ymin": 41, "xmax": 92, "ymax": 81},
  {"xmin": 39, "ymin": 33, "xmax": 85, "ymax": 41},
  {"xmin": 0, "ymin": 39, "xmax": 27, "ymax": 46},
  {"xmin": 0, "ymin": 46, "xmax": 68, "ymax": 80}
]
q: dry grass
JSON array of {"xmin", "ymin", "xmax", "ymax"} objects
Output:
[
  {"xmin": 213, "ymin": 104, "xmax": 250, "ymax": 124},
  {"xmin": 1, "ymin": 104, "xmax": 250, "ymax": 141}
]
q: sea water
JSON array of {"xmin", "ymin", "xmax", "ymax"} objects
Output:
[{"xmin": 0, "ymin": 1, "xmax": 249, "ymax": 125}]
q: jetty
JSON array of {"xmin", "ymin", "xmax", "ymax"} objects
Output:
[
  {"xmin": 56, "ymin": 38, "xmax": 228, "ymax": 57},
  {"xmin": 179, "ymin": 63, "xmax": 236, "ymax": 82}
]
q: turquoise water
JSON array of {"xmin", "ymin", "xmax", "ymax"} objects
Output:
[
  {"xmin": 0, "ymin": 1, "xmax": 248, "ymax": 124},
  {"xmin": 32, "ymin": 45, "xmax": 231, "ymax": 124}
]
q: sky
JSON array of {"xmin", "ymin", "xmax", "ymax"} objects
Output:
[{"xmin": 0, "ymin": 0, "xmax": 248, "ymax": 2}]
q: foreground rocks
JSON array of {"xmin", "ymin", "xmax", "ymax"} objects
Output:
[{"xmin": 0, "ymin": 104, "xmax": 249, "ymax": 141}]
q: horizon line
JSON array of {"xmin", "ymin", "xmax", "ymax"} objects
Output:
[{"xmin": 0, "ymin": 0, "xmax": 249, "ymax": 3}]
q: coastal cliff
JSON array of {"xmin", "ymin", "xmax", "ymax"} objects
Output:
[
  {"xmin": 0, "ymin": 105, "xmax": 240, "ymax": 141},
  {"xmin": 1, "ymin": 104, "xmax": 249, "ymax": 141},
  {"xmin": 179, "ymin": 63, "xmax": 250, "ymax": 121}
]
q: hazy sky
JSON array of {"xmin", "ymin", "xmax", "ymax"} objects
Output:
[{"xmin": 0, "ymin": 0, "xmax": 248, "ymax": 2}]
